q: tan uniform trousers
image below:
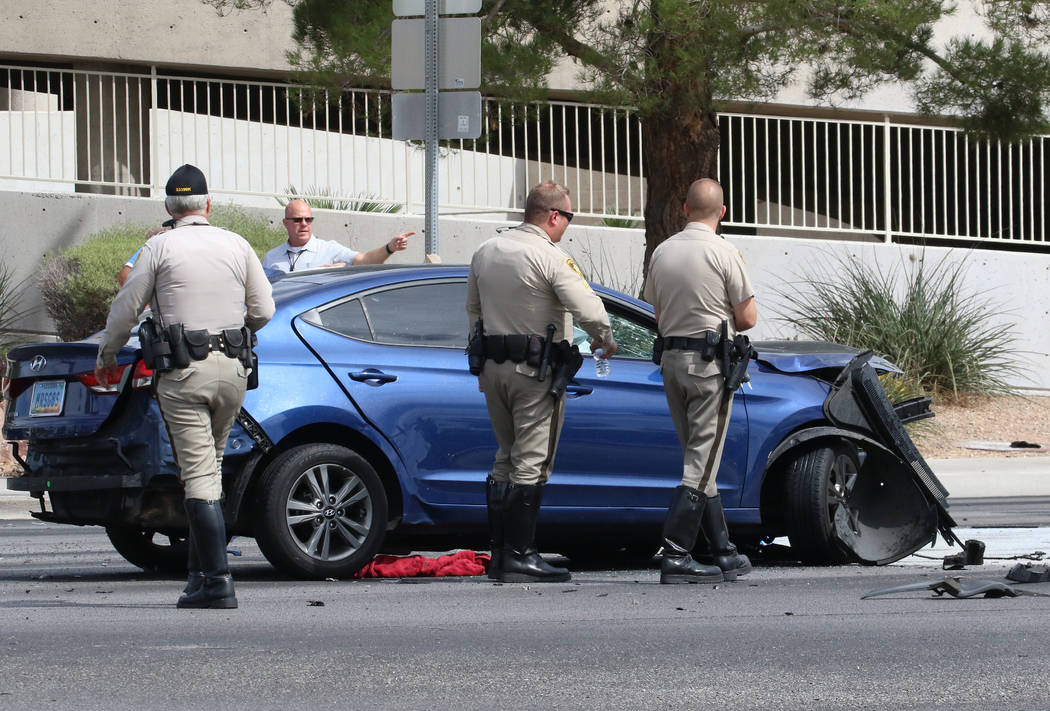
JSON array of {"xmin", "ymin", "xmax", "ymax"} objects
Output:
[
  {"xmin": 479, "ymin": 360, "xmax": 566, "ymax": 486},
  {"xmin": 156, "ymin": 351, "xmax": 248, "ymax": 501},
  {"xmin": 660, "ymin": 349, "xmax": 733, "ymax": 497}
]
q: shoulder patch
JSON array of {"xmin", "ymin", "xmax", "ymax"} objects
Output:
[{"xmin": 565, "ymin": 257, "xmax": 589, "ymax": 285}]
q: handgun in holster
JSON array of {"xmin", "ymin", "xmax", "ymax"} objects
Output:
[
  {"xmin": 221, "ymin": 326, "xmax": 259, "ymax": 390},
  {"xmin": 466, "ymin": 319, "xmax": 485, "ymax": 375},
  {"xmin": 724, "ymin": 333, "xmax": 757, "ymax": 392},
  {"xmin": 548, "ymin": 341, "xmax": 584, "ymax": 399},
  {"xmin": 138, "ymin": 317, "xmax": 174, "ymax": 372}
]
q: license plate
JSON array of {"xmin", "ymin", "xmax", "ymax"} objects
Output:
[{"xmin": 29, "ymin": 380, "xmax": 66, "ymax": 417}]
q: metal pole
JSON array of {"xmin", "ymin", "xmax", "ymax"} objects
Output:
[{"xmin": 424, "ymin": 0, "xmax": 439, "ymax": 254}]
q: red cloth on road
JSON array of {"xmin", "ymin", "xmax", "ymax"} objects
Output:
[{"xmin": 352, "ymin": 550, "xmax": 490, "ymax": 578}]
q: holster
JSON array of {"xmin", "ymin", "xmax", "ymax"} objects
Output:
[
  {"xmin": 138, "ymin": 317, "xmax": 174, "ymax": 372},
  {"xmin": 724, "ymin": 334, "xmax": 756, "ymax": 392},
  {"xmin": 223, "ymin": 327, "xmax": 259, "ymax": 390},
  {"xmin": 467, "ymin": 319, "xmax": 485, "ymax": 375},
  {"xmin": 548, "ymin": 341, "xmax": 583, "ymax": 399},
  {"xmin": 652, "ymin": 336, "xmax": 664, "ymax": 365}
]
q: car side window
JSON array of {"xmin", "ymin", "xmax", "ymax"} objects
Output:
[
  {"xmin": 573, "ymin": 304, "xmax": 656, "ymax": 360},
  {"xmin": 314, "ymin": 299, "xmax": 372, "ymax": 340},
  {"xmin": 362, "ymin": 282, "xmax": 469, "ymax": 348}
]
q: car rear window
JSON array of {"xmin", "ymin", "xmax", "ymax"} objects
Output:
[{"xmin": 313, "ymin": 281, "xmax": 468, "ymax": 348}]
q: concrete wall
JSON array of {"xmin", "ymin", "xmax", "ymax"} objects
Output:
[
  {"xmin": 0, "ymin": 1, "xmax": 295, "ymax": 76},
  {"xmin": 3, "ymin": 189, "xmax": 1047, "ymax": 391}
]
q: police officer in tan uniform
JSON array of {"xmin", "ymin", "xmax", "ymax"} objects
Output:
[
  {"xmin": 644, "ymin": 178, "xmax": 757, "ymax": 585},
  {"xmin": 95, "ymin": 164, "xmax": 275, "ymax": 608},
  {"xmin": 467, "ymin": 181, "xmax": 617, "ymax": 583}
]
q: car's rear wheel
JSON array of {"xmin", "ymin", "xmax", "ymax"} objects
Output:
[
  {"xmin": 783, "ymin": 443, "xmax": 859, "ymax": 565},
  {"xmin": 254, "ymin": 443, "xmax": 388, "ymax": 579},
  {"xmin": 106, "ymin": 526, "xmax": 189, "ymax": 573}
]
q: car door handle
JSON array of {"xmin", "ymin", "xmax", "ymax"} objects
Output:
[
  {"xmin": 565, "ymin": 383, "xmax": 593, "ymax": 398},
  {"xmin": 348, "ymin": 369, "xmax": 398, "ymax": 384}
]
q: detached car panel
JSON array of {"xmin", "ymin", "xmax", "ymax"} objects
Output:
[{"xmin": 3, "ymin": 265, "xmax": 955, "ymax": 577}]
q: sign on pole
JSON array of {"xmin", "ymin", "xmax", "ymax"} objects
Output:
[
  {"xmin": 392, "ymin": 91, "xmax": 481, "ymax": 140},
  {"xmin": 393, "ymin": 0, "xmax": 481, "ymax": 16},
  {"xmin": 391, "ymin": 0, "xmax": 482, "ymax": 257},
  {"xmin": 392, "ymin": 18, "xmax": 481, "ymax": 90}
]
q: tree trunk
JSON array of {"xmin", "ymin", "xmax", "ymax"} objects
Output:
[{"xmin": 640, "ymin": 110, "xmax": 721, "ymax": 280}]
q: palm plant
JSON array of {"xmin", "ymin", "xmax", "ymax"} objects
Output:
[{"xmin": 771, "ymin": 251, "xmax": 1021, "ymax": 400}]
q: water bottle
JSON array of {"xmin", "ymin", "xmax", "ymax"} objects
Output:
[{"xmin": 593, "ymin": 348, "xmax": 611, "ymax": 378}]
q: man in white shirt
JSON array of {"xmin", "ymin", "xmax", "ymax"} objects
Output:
[{"xmin": 263, "ymin": 199, "xmax": 415, "ymax": 279}]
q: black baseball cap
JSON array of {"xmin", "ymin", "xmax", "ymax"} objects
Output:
[{"xmin": 165, "ymin": 164, "xmax": 208, "ymax": 196}]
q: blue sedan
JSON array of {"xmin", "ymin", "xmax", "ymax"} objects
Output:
[{"xmin": 3, "ymin": 265, "xmax": 958, "ymax": 578}]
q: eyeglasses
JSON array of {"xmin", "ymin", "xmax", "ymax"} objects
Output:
[
  {"xmin": 552, "ymin": 208, "xmax": 574, "ymax": 223},
  {"xmin": 285, "ymin": 216, "xmax": 315, "ymax": 224}
]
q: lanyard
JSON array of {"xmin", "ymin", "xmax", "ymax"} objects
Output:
[{"xmin": 287, "ymin": 249, "xmax": 305, "ymax": 272}]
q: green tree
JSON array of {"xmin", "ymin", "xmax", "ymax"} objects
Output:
[{"xmin": 204, "ymin": 0, "xmax": 1050, "ymax": 273}]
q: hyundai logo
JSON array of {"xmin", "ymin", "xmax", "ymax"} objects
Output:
[{"xmin": 30, "ymin": 355, "xmax": 46, "ymax": 372}]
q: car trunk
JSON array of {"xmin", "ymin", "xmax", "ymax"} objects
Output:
[{"xmin": 3, "ymin": 341, "xmax": 148, "ymax": 441}]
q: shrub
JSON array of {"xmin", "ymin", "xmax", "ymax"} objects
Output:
[
  {"xmin": 38, "ymin": 205, "xmax": 286, "ymax": 341},
  {"xmin": 0, "ymin": 261, "xmax": 33, "ymax": 363},
  {"xmin": 771, "ymin": 251, "xmax": 1021, "ymax": 400},
  {"xmin": 278, "ymin": 185, "xmax": 402, "ymax": 213}
]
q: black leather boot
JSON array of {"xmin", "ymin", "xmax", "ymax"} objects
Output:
[
  {"xmin": 660, "ymin": 486, "xmax": 723, "ymax": 584},
  {"xmin": 501, "ymin": 483, "xmax": 571, "ymax": 583},
  {"xmin": 183, "ymin": 522, "xmax": 204, "ymax": 595},
  {"xmin": 177, "ymin": 499, "xmax": 238, "ymax": 609},
  {"xmin": 699, "ymin": 493, "xmax": 752, "ymax": 581},
  {"xmin": 486, "ymin": 476, "xmax": 510, "ymax": 581}
]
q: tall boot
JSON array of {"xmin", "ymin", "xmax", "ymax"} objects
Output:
[
  {"xmin": 177, "ymin": 499, "xmax": 238, "ymax": 609},
  {"xmin": 183, "ymin": 521, "xmax": 204, "ymax": 595},
  {"xmin": 660, "ymin": 486, "xmax": 723, "ymax": 584},
  {"xmin": 486, "ymin": 476, "xmax": 510, "ymax": 581},
  {"xmin": 501, "ymin": 483, "xmax": 571, "ymax": 583},
  {"xmin": 699, "ymin": 493, "xmax": 752, "ymax": 581}
]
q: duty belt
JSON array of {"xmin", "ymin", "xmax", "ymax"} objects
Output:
[
  {"xmin": 482, "ymin": 334, "xmax": 543, "ymax": 364},
  {"xmin": 663, "ymin": 332, "xmax": 720, "ymax": 361}
]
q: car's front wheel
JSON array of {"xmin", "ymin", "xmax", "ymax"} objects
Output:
[
  {"xmin": 106, "ymin": 526, "xmax": 189, "ymax": 573},
  {"xmin": 783, "ymin": 443, "xmax": 860, "ymax": 565},
  {"xmin": 253, "ymin": 443, "xmax": 388, "ymax": 579}
]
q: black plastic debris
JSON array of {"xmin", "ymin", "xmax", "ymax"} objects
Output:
[
  {"xmin": 862, "ymin": 576, "xmax": 1050, "ymax": 600},
  {"xmin": 942, "ymin": 539, "xmax": 986, "ymax": 570},
  {"xmin": 821, "ymin": 353, "xmax": 961, "ymax": 564},
  {"xmin": 1007, "ymin": 563, "xmax": 1050, "ymax": 584}
]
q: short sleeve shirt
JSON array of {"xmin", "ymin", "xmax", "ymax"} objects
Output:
[
  {"xmin": 644, "ymin": 222, "xmax": 754, "ymax": 338},
  {"xmin": 263, "ymin": 236, "xmax": 359, "ymax": 279}
]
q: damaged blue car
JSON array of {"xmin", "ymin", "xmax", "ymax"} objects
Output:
[{"xmin": 3, "ymin": 265, "xmax": 959, "ymax": 578}]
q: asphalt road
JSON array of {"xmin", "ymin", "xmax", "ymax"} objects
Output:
[{"xmin": 2, "ymin": 519, "xmax": 1048, "ymax": 711}]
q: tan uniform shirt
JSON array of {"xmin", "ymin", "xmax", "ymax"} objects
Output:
[
  {"xmin": 644, "ymin": 222, "xmax": 754, "ymax": 339},
  {"xmin": 466, "ymin": 222, "xmax": 614, "ymax": 351},
  {"xmin": 97, "ymin": 216, "xmax": 275, "ymax": 367}
]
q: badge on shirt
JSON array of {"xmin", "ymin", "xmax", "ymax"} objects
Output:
[{"xmin": 565, "ymin": 257, "xmax": 589, "ymax": 286}]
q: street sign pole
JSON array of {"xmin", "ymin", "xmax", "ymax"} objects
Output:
[{"xmin": 424, "ymin": 0, "xmax": 439, "ymax": 255}]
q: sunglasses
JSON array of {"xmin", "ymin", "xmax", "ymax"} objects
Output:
[
  {"xmin": 285, "ymin": 216, "xmax": 315, "ymax": 224},
  {"xmin": 552, "ymin": 208, "xmax": 574, "ymax": 223}
]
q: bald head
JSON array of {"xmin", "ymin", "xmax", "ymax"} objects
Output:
[{"xmin": 684, "ymin": 179, "xmax": 725, "ymax": 224}]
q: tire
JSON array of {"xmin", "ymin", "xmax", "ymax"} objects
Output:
[
  {"xmin": 783, "ymin": 443, "xmax": 860, "ymax": 565},
  {"xmin": 106, "ymin": 526, "xmax": 189, "ymax": 574},
  {"xmin": 253, "ymin": 443, "xmax": 388, "ymax": 579}
]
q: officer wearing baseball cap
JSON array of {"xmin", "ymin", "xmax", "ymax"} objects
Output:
[{"xmin": 96, "ymin": 164, "xmax": 275, "ymax": 608}]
